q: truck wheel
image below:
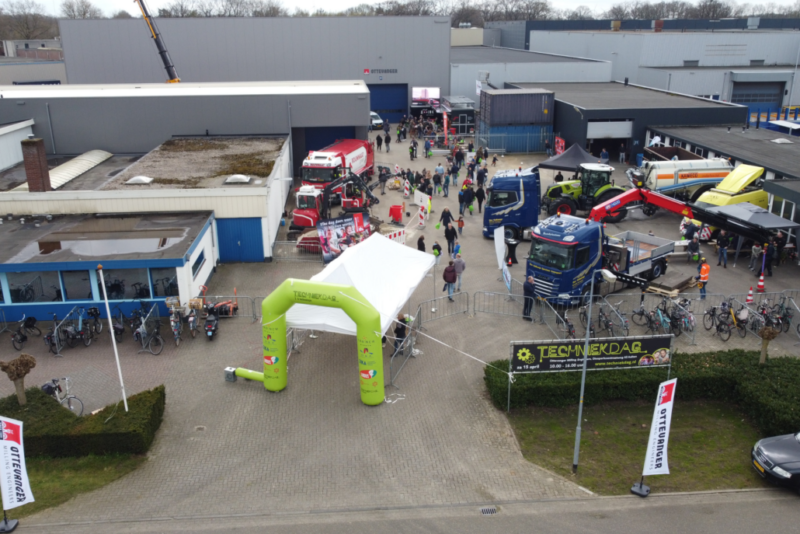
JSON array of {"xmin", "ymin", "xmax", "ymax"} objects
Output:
[
  {"xmin": 504, "ymin": 227, "xmax": 519, "ymax": 240},
  {"xmin": 650, "ymin": 261, "xmax": 665, "ymax": 280},
  {"xmin": 596, "ymin": 191, "xmax": 627, "ymax": 223},
  {"xmin": 548, "ymin": 197, "xmax": 578, "ymax": 216}
]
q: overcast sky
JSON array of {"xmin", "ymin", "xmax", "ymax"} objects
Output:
[{"xmin": 41, "ymin": 0, "xmax": 799, "ymax": 18}]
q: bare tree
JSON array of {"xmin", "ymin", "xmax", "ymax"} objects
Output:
[
  {"xmin": 2, "ymin": 0, "xmax": 55, "ymax": 39},
  {"xmin": 158, "ymin": 0, "xmax": 199, "ymax": 17},
  {"xmin": 216, "ymin": 0, "xmax": 251, "ymax": 17},
  {"xmin": 566, "ymin": 5, "xmax": 595, "ymax": 19},
  {"xmin": 111, "ymin": 9, "xmax": 133, "ymax": 18},
  {"xmin": 251, "ymin": 0, "xmax": 287, "ymax": 17},
  {"xmin": 61, "ymin": 0, "xmax": 103, "ymax": 19},
  {"xmin": 688, "ymin": 0, "xmax": 734, "ymax": 18}
]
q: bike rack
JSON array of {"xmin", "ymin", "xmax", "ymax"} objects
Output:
[
  {"xmin": 51, "ymin": 306, "xmax": 79, "ymax": 358},
  {"xmin": 137, "ymin": 304, "xmax": 161, "ymax": 354}
]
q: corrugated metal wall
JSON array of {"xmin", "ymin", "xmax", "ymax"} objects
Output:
[
  {"xmin": 484, "ymin": 21, "xmax": 527, "ymax": 50},
  {"xmin": 480, "ymin": 91, "xmax": 554, "ymax": 125},
  {"xmin": 58, "ymin": 17, "xmax": 450, "ymax": 112}
]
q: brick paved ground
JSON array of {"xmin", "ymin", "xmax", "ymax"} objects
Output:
[{"xmin": 9, "ymin": 146, "xmax": 799, "ymax": 525}]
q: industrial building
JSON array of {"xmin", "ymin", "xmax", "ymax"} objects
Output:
[
  {"xmin": 58, "ymin": 17, "xmax": 451, "ymax": 123},
  {"xmin": 504, "ymin": 81, "xmax": 747, "ymax": 161},
  {"xmin": 645, "ymin": 124, "xmax": 800, "ymax": 247},
  {"xmin": 527, "ymin": 29, "xmax": 800, "ymax": 111},
  {"xmin": 449, "ymin": 46, "xmax": 610, "ymax": 101}
]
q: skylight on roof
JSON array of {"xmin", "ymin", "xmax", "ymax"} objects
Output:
[
  {"xmin": 125, "ymin": 176, "xmax": 154, "ymax": 184},
  {"xmin": 771, "ymin": 138, "xmax": 793, "ymax": 144},
  {"xmin": 224, "ymin": 174, "xmax": 251, "ymax": 184}
]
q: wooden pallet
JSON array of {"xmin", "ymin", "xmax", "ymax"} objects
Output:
[{"xmin": 646, "ymin": 285, "xmax": 679, "ymax": 298}]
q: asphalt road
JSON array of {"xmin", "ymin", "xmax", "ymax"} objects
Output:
[{"xmin": 19, "ymin": 489, "xmax": 799, "ymax": 533}]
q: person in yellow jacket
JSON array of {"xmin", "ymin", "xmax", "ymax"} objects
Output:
[{"xmin": 696, "ymin": 257, "xmax": 710, "ymax": 300}]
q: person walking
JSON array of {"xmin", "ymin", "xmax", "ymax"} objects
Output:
[
  {"xmin": 749, "ymin": 242, "xmax": 762, "ymax": 271},
  {"xmin": 775, "ymin": 231, "xmax": 786, "ymax": 266},
  {"xmin": 457, "ymin": 215, "xmax": 464, "ymax": 236},
  {"xmin": 439, "ymin": 207, "xmax": 454, "ymax": 227},
  {"xmin": 432, "ymin": 172, "xmax": 442, "ymax": 195},
  {"xmin": 618, "ymin": 142, "xmax": 626, "ymax": 164},
  {"xmin": 545, "ymin": 139, "xmax": 553, "ymax": 157},
  {"xmin": 453, "ymin": 253, "xmax": 466, "ymax": 292},
  {"xmin": 492, "ymin": 154, "xmax": 498, "ymax": 167},
  {"xmin": 458, "ymin": 187, "xmax": 466, "ymax": 216},
  {"xmin": 432, "ymin": 241, "xmax": 442, "ymax": 266},
  {"xmin": 453, "ymin": 240, "xmax": 461, "ymax": 258},
  {"xmin": 392, "ymin": 313, "xmax": 407, "ymax": 357},
  {"xmin": 687, "ymin": 236, "xmax": 700, "ymax": 263},
  {"xmin": 757, "ymin": 240, "xmax": 775, "ymax": 277},
  {"xmin": 383, "ymin": 121, "xmax": 390, "ymax": 135},
  {"xmin": 412, "ymin": 138, "xmax": 418, "ymax": 158},
  {"xmin": 522, "ymin": 275, "xmax": 535, "ymax": 321},
  {"xmin": 476, "ymin": 166, "xmax": 485, "ymax": 188},
  {"xmin": 424, "ymin": 139, "xmax": 431, "ymax": 158},
  {"xmin": 450, "ymin": 163, "xmax": 459, "ymax": 187},
  {"xmin": 444, "ymin": 223, "xmax": 457, "ymax": 256},
  {"xmin": 442, "ymin": 172, "xmax": 450, "ymax": 197},
  {"xmin": 696, "ymin": 257, "xmax": 710, "ymax": 300},
  {"xmin": 409, "ymin": 143, "xmax": 415, "ymax": 161},
  {"xmin": 375, "ymin": 134, "xmax": 382, "ymax": 152},
  {"xmin": 475, "ymin": 186, "xmax": 486, "ymax": 213},
  {"xmin": 417, "ymin": 235, "xmax": 425, "ymax": 252},
  {"xmin": 716, "ymin": 229, "xmax": 730, "ymax": 268},
  {"xmin": 384, "ymin": 132, "xmax": 391, "ymax": 153},
  {"xmin": 435, "ymin": 162, "xmax": 444, "ymax": 176},
  {"xmin": 463, "ymin": 186, "xmax": 475, "ymax": 216},
  {"xmin": 379, "ymin": 168, "xmax": 389, "ymax": 195},
  {"xmin": 443, "ymin": 261, "xmax": 458, "ymax": 301}
]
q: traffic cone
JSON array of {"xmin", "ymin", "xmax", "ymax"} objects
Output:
[
  {"xmin": 746, "ymin": 287, "xmax": 754, "ymax": 304},
  {"xmin": 756, "ymin": 274, "xmax": 765, "ymax": 293},
  {"xmin": 507, "ymin": 257, "xmax": 513, "ymax": 267}
]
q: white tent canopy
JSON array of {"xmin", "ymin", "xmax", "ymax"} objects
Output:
[{"xmin": 285, "ymin": 233, "xmax": 435, "ymax": 336}]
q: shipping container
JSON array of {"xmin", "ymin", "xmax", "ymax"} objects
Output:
[
  {"xmin": 479, "ymin": 88, "xmax": 554, "ymax": 126},
  {"xmin": 477, "ymin": 121, "xmax": 553, "ymax": 153}
]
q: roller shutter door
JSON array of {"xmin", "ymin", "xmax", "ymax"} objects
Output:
[
  {"xmin": 367, "ymin": 84, "xmax": 408, "ymax": 123},
  {"xmin": 731, "ymin": 82, "xmax": 784, "ymax": 113}
]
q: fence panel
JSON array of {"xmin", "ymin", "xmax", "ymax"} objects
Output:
[
  {"xmin": 539, "ymin": 297, "xmax": 576, "ymax": 339},
  {"xmin": 473, "ymin": 291, "xmax": 528, "ymax": 318},
  {"xmin": 416, "ymin": 292, "xmax": 469, "ymax": 326},
  {"xmin": 272, "ymin": 240, "xmax": 323, "ymax": 263},
  {"xmin": 388, "ymin": 313, "xmax": 420, "ymax": 388}
]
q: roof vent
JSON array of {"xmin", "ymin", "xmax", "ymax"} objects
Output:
[
  {"xmin": 225, "ymin": 174, "xmax": 251, "ymax": 184},
  {"xmin": 771, "ymin": 138, "xmax": 793, "ymax": 144},
  {"xmin": 125, "ymin": 176, "xmax": 154, "ymax": 184}
]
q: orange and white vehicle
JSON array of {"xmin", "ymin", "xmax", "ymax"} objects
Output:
[
  {"xmin": 627, "ymin": 158, "xmax": 733, "ymax": 201},
  {"xmin": 300, "ymin": 139, "xmax": 374, "ymax": 194}
]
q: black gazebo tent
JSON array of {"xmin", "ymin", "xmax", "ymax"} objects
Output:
[{"xmin": 538, "ymin": 144, "xmax": 598, "ymax": 171}]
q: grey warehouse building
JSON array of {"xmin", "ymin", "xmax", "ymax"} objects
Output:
[
  {"xmin": 58, "ymin": 17, "xmax": 451, "ymax": 123},
  {"xmin": 505, "ymin": 81, "xmax": 748, "ymax": 161}
]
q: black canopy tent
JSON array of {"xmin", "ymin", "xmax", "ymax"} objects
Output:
[{"xmin": 538, "ymin": 144, "xmax": 599, "ymax": 171}]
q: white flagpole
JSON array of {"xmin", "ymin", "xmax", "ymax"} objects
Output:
[{"xmin": 97, "ymin": 265, "xmax": 129, "ymax": 412}]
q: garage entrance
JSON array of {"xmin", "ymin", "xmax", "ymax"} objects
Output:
[
  {"xmin": 217, "ymin": 218, "xmax": 264, "ymax": 263},
  {"xmin": 367, "ymin": 84, "xmax": 408, "ymax": 123},
  {"xmin": 731, "ymin": 82, "xmax": 785, "ymax": 114},
  {"xmin": 586, "ymin": 120, "xmax": 633, "ymax": 164},
  {"xmin": 304, "ymin": 127, "xmax": 356, "ymax": 152}
]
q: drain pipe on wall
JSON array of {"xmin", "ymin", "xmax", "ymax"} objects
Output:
[{"xmin": 45, "ymin": 103, "xmax": 56, "ymax": 154}]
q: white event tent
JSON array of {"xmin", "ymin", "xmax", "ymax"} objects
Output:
[{"xmin": 285, "ymin": 233, "xmax": 435, "ymax": 335}]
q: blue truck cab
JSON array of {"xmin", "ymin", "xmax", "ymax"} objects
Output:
[
  {"xmin": 526, "ymin": 213, "xmax": 602, "ymax": 303},
  {"xmin": 482, "ymin": 167, "xmax": 540, "ymax": 240}
]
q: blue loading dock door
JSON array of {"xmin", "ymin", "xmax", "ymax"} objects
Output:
[
  {"xmin": 217, "ymin": 218, "xmax": 264, "ymax": 263},
  {"xmin": 305, "ymin": 127, "xmax": 357, "ymax": 152},
  {"xmin": 367, "ymin": 84, "xmax": 408, "ymax": 123}
]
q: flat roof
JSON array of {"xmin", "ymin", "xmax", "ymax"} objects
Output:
[
  {"xmin": 651, "ymin": 125, "xmax": 800, "ymax": 180},
  {"xmin": 450, "ymin": 46, "xmax": 590, "ymax": 64},
  {"xmin": 510, "ymin": 82, "xmax": 736, "ymax": 109},
  {"xmin": 764, "ymin": 179, "xmax": 800, "ymax": 205},
  {"xmin": 0, "ymin": 80, "xmax": 369, "ymax": 98},
  {"xmin": 0, "ymin": 212, "xmax": 212, "ymax": 266},
  {"xmin": 651, "ymin": 65, "xmax": 796, "ymax": 71}
]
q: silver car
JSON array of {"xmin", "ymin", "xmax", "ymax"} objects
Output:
[{"xmin": 370, "ymin": 112, "xmax": 383, "ymax": 130}]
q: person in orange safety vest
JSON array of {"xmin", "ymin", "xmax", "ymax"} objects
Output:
[{"xmin": 696, "ymin": 257, "xmax": 710, "ymax": 300}]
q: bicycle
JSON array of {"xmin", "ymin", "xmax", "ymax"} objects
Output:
[
  {"xmin": 772, "ymin": 295, "xmax": 794, "ymax": 334},
  {"xmin": 50, "ymin": 284, "xmax": 63, "ymax": 301},
  {"xmin": 132, "ymin": 282, "xmax": 151, "ymax": 299},
  {"xmin": 87, "ymin": 306, "xmax": 103, "ymax": 334},
  {"xmin": 608, "ymin": 300, "xmax": 629, "ymax": 337},
  {"xmin": 44, "ymin": 313, "xmax": 65, "ymax": 354},
  {"xmin": 105, "ymin": 278, "xmax": 125, "ymax": 300},
  {"xmin": 578, "ymin": 304, "xmax": 596, "ymax": 337},
  {"xmin": 169, "ymin": 306, "xmax": 183, "ymax": 347},
  {"xmin": 653, "ymin": 306, "xmax": 673, "ymax": 336},
  {"xmin": 144, "ymin": 321, "xmax": 164, "ymax": 355},
  {"xmin": 41, "ymin": 377, "xmax": 83, "ymax": 416},
  {"xmin": 597, "ymin": 304, "xmax": 616, "ymax": 338},
  {"xmin": 11, "ymin": 316, "xmax": 31, "ymax": 351},
  {"xmin": 558, "ymin": 311, "xmax": 577, "ymax": 340},
  {"xmin": 14, "ymin": 281, "xmax": 36, "ymax": 303}
]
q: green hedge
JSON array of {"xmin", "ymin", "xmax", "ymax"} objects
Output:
[
  {"xmin": 484, "ymin": 350, "xmax": 800, "ymax": 437},
  {"xmin": 0, "ymin": 385, "xmax": 166, "ymax": 457}
]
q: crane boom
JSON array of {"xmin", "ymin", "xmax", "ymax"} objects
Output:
[
  {"xmin": 133, "ymin": 0, "xmax": 180, "ymax": 83},
  {"xmin": 589, "ymin": 187, "xmax": 770, "ymax": 244}
]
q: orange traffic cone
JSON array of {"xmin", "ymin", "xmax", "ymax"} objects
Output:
[
  {"xmin": 756, "ymin": 275, "xmax": 765, "ymax": 293},
  {"xmin": 507, "ymin": 257, "xmax": 513, "ymax": 266},
  {"xmin": 746, "ymin": 287, "xmax": 754, "ymax": 304}
]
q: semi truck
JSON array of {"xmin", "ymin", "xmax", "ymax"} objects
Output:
[
  {"xmin": 482, "ymin": 167, "xmax": 540, "ymax": 240},
  {"xmin": 526, "ymin": 214, "xmax": 674, "ymax": 305},
  {"xmin": 301, "ymin": 139, "xmax": 374, "ymax": 193},
  {"xmin": 290, "ymin": 171, "xmax": 379, "ymax": 232},
  {"xmin": 626, "ymin": 158, "xmax": 733, "ymax": 202}
]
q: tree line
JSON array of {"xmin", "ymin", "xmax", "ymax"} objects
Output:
[{"xmin": 2, "ymin": 0, "xmax": 800, "ymax": 41}]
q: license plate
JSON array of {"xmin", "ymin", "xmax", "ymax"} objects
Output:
[
  {"xmin": 753, "ymin": 460, "xmax": 765, "ymax": 473},
  {"xmin": 207, "ymin": 331, "xmax": 213, "ymax": 336}
]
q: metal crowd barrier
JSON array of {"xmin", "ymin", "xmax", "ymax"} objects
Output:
[
  {"xmin": 538, "ymin": 297, "xmax": 573, "ymax": 339},
  {"xmin": 272, "ymin": 240, "xmax": 324, "ymax": 263},
  {"xmin": 388, "ymin": 314, "xmax": 419, "ymax": 388},
  {"xmin": 415, "ymin": 292, "xmax": 469, "ymax": 327},
  {"xmin": 472, "ymin": 291, "xmax": 528, "ymax": 318}
]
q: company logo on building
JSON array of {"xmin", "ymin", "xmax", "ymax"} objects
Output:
[{"xmin": 364, "ymin": 69, "xmax": 398, "ymax": 74}]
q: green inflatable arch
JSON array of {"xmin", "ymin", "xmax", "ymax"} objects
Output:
[{"xmin": 234, "ymin": 278, "xmax": 385, "ymax": 406}]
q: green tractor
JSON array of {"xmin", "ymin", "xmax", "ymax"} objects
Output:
[{"xmin": 541, "ymin": 163, "xmax": 628, "ymax": 223}]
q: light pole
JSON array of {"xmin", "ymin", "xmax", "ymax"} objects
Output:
[
  {"xmin": 791, "ymin": 38, "xmax": 800, "ymax": 114},
  {"xmin": 572, "ymin": 268, "xmax": 617, "ymax": 474}
]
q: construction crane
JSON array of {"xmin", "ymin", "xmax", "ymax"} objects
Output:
[{"xmin": 133, "ymin": 0, "xmax": 180, "ymax": 83}]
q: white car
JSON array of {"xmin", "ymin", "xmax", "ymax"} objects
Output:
[{"xmin": 370, "ymin": 112, "xmax": 383, "ymax": 130}]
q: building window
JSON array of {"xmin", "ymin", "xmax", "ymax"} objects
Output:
[
  {"xmin": 750, "ymin": 59, "xmax": 765, "ymax": 66},
  {"xmin": 151, "ymin": 267, "xmax": 179, "ymax": 297},
  {"xmin": 192, "ymin": 251, "xmax": 206, "ymax": 279},
  {"xmin": 62, "ymin": 271, "xmax": 94, "ymax": 301},
  {"xmin": 683, "ymin": 60, "xmax": 699, "ymax": 67},
  {"xmin": 7, "ymin": 271, "xmax": 61, "ymax": 303},
  {"xmin": 673, "ymin": 141, "xmax": 683, "ymax": 149},
  {"xmin": 694, "ymin": 147, "xmax": 705, "ymax": 157},
  {"xmin": 99, "ymin": 268, "xmax": 151, "ymax": 300}
]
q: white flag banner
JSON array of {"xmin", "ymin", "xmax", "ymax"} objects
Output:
[
  {"xmin": 0, "ymin": 416, "xmax": 34, "ymax": 510},
  {"xmin": 642, "ymin": 378, "xmax": 677, "ymax": 476},
  {"xmin": 502, "ymin": 264, "xmax": 512, "ymax": 293},
  {"xmin": 493, "ymin": 226, "xmax": 506, "ymax": 270},
  {"xmin": 413, "ymin": 189, "xmax": 430, "ymax": 209}
]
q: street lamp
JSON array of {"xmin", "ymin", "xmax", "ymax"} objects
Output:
[{"xmin": 572, "ymin": 268, "xmax": 617, "ymax": 474}]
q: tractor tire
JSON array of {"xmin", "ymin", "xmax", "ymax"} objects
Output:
[
  {"xmin": 649, "ymin": 260, "xmax": 666, "ymax": 281},
  {"xmin": 595, "ymin": 191, "xmax": 627, "ymax": 223},
  {"xmin": 547, "ymin": 197, "xmax": 578, "ymax": 217},
  {"xmin": 690, "ymin": 185, "xmax": 714, "ymax": 203}
]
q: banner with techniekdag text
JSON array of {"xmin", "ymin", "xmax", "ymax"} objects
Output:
[
  {"xmin": 317, "ymin": 212, "xmax": 370, "ymax": 264},
  {"xmin": 643, "ymin": 378, "xmax": 678, "ymax": 476},
  {"xmin": 0, "ymin": 416, "xmax": 34, "ymax": 510},
  {"xmin": 510, "ymin": 335, "xmax": 672, "ymax": 373}
]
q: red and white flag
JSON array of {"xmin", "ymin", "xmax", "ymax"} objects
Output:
[
  {"xmin": 643, "ymin": 379, "xmax": 677, "ymax": 476},
  {"xmin": 0, "ymin": 416, "xmax": 34, "ymax": 509}
]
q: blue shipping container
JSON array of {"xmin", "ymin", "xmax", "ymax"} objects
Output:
[{"xmin": 477, "ymin": 121, "xmax": 553, "ymax": 153}]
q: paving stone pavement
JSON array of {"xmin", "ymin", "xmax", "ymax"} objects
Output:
[{"xmin": 8, "ymin": 148, "xmax": 799, "ymax": 525}]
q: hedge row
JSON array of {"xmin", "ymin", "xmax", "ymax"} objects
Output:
[
  {"xmin": 0, "ymin": 385, "xmax": 166, "ymax": 457},
  {"xmin": 484, "ymin": 350, "xmax": 800, "ymax": 437}
]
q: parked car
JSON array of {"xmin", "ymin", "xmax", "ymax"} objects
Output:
[
  {"xmin": 370, "ymin": 112, "xmax": 383, "ymax": 130},
  {"xmin": 752, "ymin": 432, "xmax": 800, "ymax": 493}
]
